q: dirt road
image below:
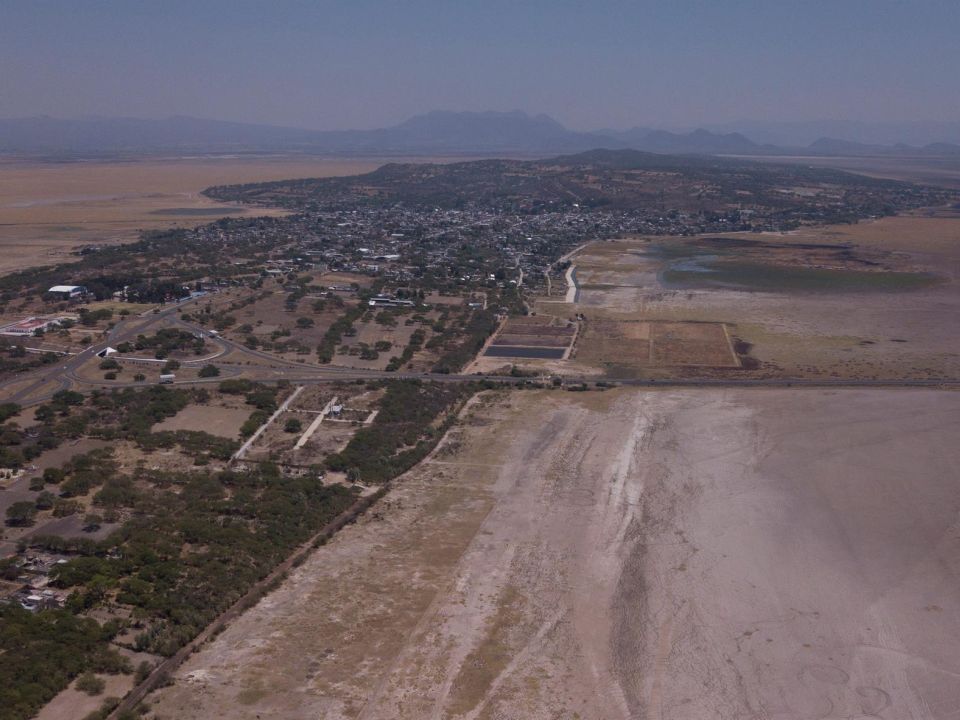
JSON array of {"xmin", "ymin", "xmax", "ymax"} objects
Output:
[{"xmin": 151, "ymin": 387, "xmax": 960, "ymax": 719}]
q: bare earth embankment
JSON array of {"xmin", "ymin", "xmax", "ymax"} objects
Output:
[{"xmin": 150, "ymin": 386, "xmax": 960, "ymax": 719}]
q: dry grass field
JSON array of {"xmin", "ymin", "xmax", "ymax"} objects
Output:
[
  {"xmin": 0, "ymin": 156, "xmax": 453, "ymax": 274},
  {"xmin": 576, "ymin": 319, "xmax": 738, "ymax": 372},
  {"xmin": 482, "ymin": 315, "xmax": 577, "ymax": 361},
  {"xmin": 154, "ymin": 398, "xmax": 251, "ymax": 439},
  {"xmin": 738, "ymin": 154, "xmax": 960, "ymax": 190}
]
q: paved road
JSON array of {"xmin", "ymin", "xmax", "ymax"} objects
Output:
[
  {"xmin": 0, "ymin": 295, "xmax": 217, "ymax": 405},
  {"xmin": 2, "ymin": 297, "xmax": 959, "ymax": 408}
]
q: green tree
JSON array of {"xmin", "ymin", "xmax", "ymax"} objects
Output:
[
  {"xmin": 75, "ymin": 672, "xmax": 105, "ymax": 696},
  {"xmin": 134, "ymin": 660, "xmax": 153, "ymax": 684},
  {"xmin": 43, "ymin": 467, "xmax": 65, "ymax": 484},
  {"xmin": 198, "ymin": 364, "xmax": 220, "ymax": 378},
  {"xmin": 0, "ymin": 403, "xmax": 20, "ymax": 422},
  {"xmin": 35, "ymin": 491, "xmax": 56, "ymax": 510},
  {"xmin": 52, "ymin": 390, "xmax": 84, "ymax": 406},
  {"xmin": 6, "ymin": 501, "xmax": 37, "ymax": 526}
]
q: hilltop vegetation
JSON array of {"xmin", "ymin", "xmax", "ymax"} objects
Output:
[{"xmin": 205, "ymin": 148, "xmax": 949, "ymax": 219}]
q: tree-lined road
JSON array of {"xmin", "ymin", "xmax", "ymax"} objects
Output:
[{"xmin": 2, "ymin": 297, "xmax": 959, "ymax": 409}]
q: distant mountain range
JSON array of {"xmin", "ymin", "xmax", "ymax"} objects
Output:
[
  {"xmin": 697, "ymin": 119, "xmax": 960, "ymax": 148},
  {"xmin": 1, "ymin": 110, "xmax": 959, "ymax": 159}
]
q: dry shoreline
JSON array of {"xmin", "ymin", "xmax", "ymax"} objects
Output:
[{"xmin": 150, "ymin": 386, "xmax": 960, "ymax": 719}]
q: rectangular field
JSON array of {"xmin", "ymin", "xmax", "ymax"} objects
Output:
[
  {"xmin": 576, "ymin": 319, "xmax": 738, "ymax": 371},
  {"xmin": 154, "ymin": 403, "xmax": 251, "ymax": 439},
  {"xmin": 649, "ymin": 321, "xmax": 739, "ymax": 366},
  {"xmin": 491, "ymin": 335, "xmax": 573, "ymax": 347},
  {"xmin": 484, "ymin": 346, "xmax": 567, "ymax": 359},
  {"xmin": 484, "ymin": 315, "xmax": 576, "ymax": 360}
]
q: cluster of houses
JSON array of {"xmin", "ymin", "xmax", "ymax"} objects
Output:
[{"xmin": 0, "ymin": 552, "xmax": 71, "ymax": 611}]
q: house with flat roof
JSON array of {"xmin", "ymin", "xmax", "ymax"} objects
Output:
[{"xmin": 47, "ymin": 285, "xmax": 87, "ymax": 299}]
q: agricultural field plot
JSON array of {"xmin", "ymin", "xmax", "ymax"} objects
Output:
[
  {"xmin": 559, "ymin": 214, "xmax": 960, "ymax": 380},
  {"xmin": 649, "ymin": 321, "xmax": 739, "ymax": 366},
  {"xmin": 109, "ymin": 438, "xmax": 224, "ymax": 475},
  {"xmin": 575, "ymin": 318, "xmax": 738, "ymax": 373},
  {"xmin": 743, "ymin": 154, "xmax": 960, "ymax": 190},
  {"xmin": 484, "ymin": 315, "xmax": 576, "ymax": 360}
]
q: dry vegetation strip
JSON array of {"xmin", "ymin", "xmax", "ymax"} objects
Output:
[{"xmin": 108, "ymin": 488, "xmax": 385, "ymax": 719}]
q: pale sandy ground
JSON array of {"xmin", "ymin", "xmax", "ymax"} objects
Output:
[
  {"xmin": 150, "ymin": 386, "xmax": 960, "ymax": 720},
  {"xmin": 153, "ymin": 402, "xmax": 250, "ymax": 439},
  {"xmin": 36, "ymin": 672, "xmax": 133, "ymax": 720},
  {"xmin": 733, "ymin": 155, "xmax": 960, "ymax": 190}
]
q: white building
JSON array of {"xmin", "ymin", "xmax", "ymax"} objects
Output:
[{"xmin": 47, "ymin": 285, "xmax": 87, "ymax": 299}]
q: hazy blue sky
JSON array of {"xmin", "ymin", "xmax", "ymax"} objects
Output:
[{"xmin": 1, "ymin": 0, "xmax": 957, "ymax": 130}]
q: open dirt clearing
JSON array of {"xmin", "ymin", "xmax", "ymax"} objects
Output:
[
  {"xmin": 150, "ymin": 386, "xmax": 960, "ymax": 719},
  {"xmin": 153, "ymin": 401, "xmax": 251, "ymax": 439}
]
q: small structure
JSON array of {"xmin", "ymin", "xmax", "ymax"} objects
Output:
[
  {"xmin": 47, "ymin": 285, "xmax": 87, "ymax": 299},
  {"xmin": 0, "ymin": 316, "xmax": 65, "ymax": 336},
  {"xmin": 368, "ymin": 295, "xmax": 415, "ymax": 308}
]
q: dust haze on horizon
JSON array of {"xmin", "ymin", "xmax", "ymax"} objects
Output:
[{"xmin": 1, "ymin": 0, "xmax": 958, "ymax": 141}]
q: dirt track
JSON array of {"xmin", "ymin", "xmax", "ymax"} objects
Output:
[{"xmin": 151, "ymin": 387, "xmax": 960, "ymax": 719}]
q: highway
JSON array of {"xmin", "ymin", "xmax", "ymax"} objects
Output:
[{"xmin": 1, "ymin": 296, "xmax": 958, "ymax": 408}]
